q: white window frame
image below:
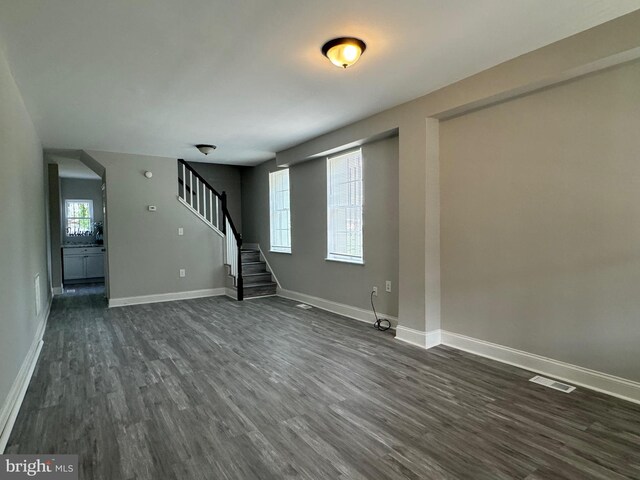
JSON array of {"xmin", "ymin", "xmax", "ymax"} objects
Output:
[
  {"xmin": 65, "ymin": 199, "xmax": 94, "ymax": 235},
  {"xmin": 326, "ymin": 149, "xmax": 364, "ymax": 264},
  {"xmin": 269, "ymin": 169, "xmax": 292, "ymax": 253}
]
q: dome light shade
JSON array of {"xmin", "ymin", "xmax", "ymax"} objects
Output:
[
  {"xmin": 196, "ymin": 144, "xmax": 216, "ymax": 155},
  {"xmin": 322, "ymin": 37, "xmax": 366, "ymax": 69}
]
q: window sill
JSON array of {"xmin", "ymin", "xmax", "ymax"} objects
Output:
[
  {"xmin": 270, "ymin": 249, "xmax": 292, "ymax": 255},
  {"xmin": 325, "ymin": 257, "xmax": 364, "ymax": 265}
]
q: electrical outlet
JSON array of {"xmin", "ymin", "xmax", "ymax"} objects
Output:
[
  {"xmin": 385, "ymin": 281, "xmax": 391, "ymax": 293},
  {"xmin": 179, "ymin": 269, "xmax": 186, "ymax": 278},
  {"xmin": 372, "ymin": 286, "xmax": 378, "ymax": 296},
  {"xmin": 178, "ymin": 227, "xmax": 184, "ymax": 236}
]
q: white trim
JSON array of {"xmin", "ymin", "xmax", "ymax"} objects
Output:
[
  {"xmin": 258, "ymin": 245, "xmax": 282, "ymax": 288},
  {"xmin": 439, "ymin": 330, "xmax": 640, "ymax": 405},
  {"xmin": 176, "ymin": 196, "xmax": 224, "ymax": 237},
  {"xmin": 52, "ymin": 286, "xmax": 63, "ymax": 296},
  {"xmin": 324, "ymin": 257, "xmax": 365, "ymax": 265},
  {"xmin": 395, "ymin": 326, "xmax": 426, "ymax": 347},
  {"xmin": 109, "ymin": 288, "xmax": 226, "ymax": 307},
  {"xmin": 224, "ymin": 287, "xmax": 237, "ymax": 300},
  {"xmin": 395, "ymin": 327, "xmax": 441, "ymax": 348},
  {"xmin": 277, "ymin": 288, "xmax": 397, "ymax": 328},
  {"xmin": 395, "ymin": 328, "xmax": 640, "ymax": 404},
  {"xmin": 0, "ymin": 296, "xmax": 51, "ymax": 453}
]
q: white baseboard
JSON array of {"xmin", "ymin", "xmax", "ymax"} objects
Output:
[
  {"xmin": 439, "ymin": 330, "xmax": 640, "ymax": 405},
  {"xmin": 0, "ymin": 296, "xmax": 51, "ymax": 453},
  {"xmin": 109, "ymin": 288, "xmax": 226, "ymax": 307},
  {"xmin": 51, "ymin": 286, "xmax": 63, "ymax": 296},
  {"xmin": 224, "ymin": 287, "xmax": 237, "ymax": 300},
  {"xmin": 277, "ymin": 288, "xmax": 397, "ymax": 328},
  {"xmin": 395, "ymin": 327, "xmax": 441, "ymax": 348}
]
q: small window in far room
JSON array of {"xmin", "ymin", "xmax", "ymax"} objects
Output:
[
  {"xmin": 65, "ymin": 199, "xmax": 93, "ymax": 235},
  {"xmin": 327, "ymin": 149, "xmax": 363, "ymax": 264},
  {"xmin": 269, "ymin": 169, "xmax": 291, "ymax": 253}
]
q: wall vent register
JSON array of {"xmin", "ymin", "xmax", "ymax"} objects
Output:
[{"xmin": 529, "ymin": 375, "xmax": 576, "ymax": 393}]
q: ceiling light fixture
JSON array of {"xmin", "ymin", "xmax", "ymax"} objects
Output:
[
  {"xmin": 321, "ymin": 37, "xmax": 366, "ymax": 69},
  {"xmin": 196, "ymin": 144, "xmax": 217, "ymax": 155}
]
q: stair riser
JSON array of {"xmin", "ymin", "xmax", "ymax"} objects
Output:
[
  {"xmin": 244, "ymin": 284, "xmax": 277, "ymax": 298},
  {"xmin": 241, "ymin": 252, "xmax": 260, "ymax": 262},
  {"xmin": 244, "ymin": 273, "xmax": 273, "ymax": 285},
  {"xmin": 243, "ymin": 263, "xmax": 267, "ymax": 274}
]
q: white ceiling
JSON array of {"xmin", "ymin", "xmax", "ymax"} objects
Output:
[
  {"xmin": 0, "ymin": 1, "xmax": 638, "ymax": 165},
  {"xmin": 48, "ymin": 154, "xmax": 101, "ymax": 180}
]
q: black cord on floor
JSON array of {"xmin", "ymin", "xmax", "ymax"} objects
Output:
[{"xmin": 371, "ymin": 290, "xmax": 391, "ymax": 331}]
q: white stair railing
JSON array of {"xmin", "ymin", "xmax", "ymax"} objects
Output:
[
  {"xmin": 177, "ymin": 159, "xmax": 244, "ymax": 299},
  {"xmin": 177, "ymin": 160, "xmax": 221, "ymax": 232},
  {"xmin": 225, "ymin": 217, "xmax": 238, "ymax": 280}
]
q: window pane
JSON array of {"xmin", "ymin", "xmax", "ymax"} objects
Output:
[
  {"xmin": 269, "ymin": 169, "xmax": 291, "ymax": 252},
  {"xmin": 327, "ymin": 150, "xmax": 363, "ymax": 262},
  {"xmin": 65, "ymin": 200, "xmax": 94, "ymax": 235}
]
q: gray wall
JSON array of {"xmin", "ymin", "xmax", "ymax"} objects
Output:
[
  {"xmin": 60, "ymin": 178, "xmax": 103, "ymax": 244},
  {"xmin": 190, "ymin": 163, "xmax": 243, "ymax": 234},
  {"xmin": 273, "ymin": 12, "xmax": 640, "ymax": 338},
  {"xmin": 242, "ymin": 137, "xmax": 399, "ymax": 317},
  {"xmin": 86, "ymin": 151, "xmax": 227, "ymax": 300},
  {"xmin": 440, "ymin": 60, "xmax": 640, "ymax": 382},
  {"xmin": 0, "ymin": 44, "xmax": 49, "ymax": 431}
]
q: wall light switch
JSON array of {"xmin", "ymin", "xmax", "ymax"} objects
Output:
[
  {"xmin": 148, "ymin": 205, "xmax": 157, "ymax": 212},
  {"xmin": 179, "ymin": 269, "xmax": 186, "ymax": 278},
  {"xmin": 385, "ymin": 281, "xmax": 392, "ymax": 293},
  {"xmin": 178, "ymin": 227, "xmax": 184, "ymax": 236}
]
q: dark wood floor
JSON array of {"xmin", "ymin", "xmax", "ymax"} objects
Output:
[{"xmin": 7, "ymin": 287, "xmax": 640, "ymax": 479}]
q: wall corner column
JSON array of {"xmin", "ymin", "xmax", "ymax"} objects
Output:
[
  {"xmin": 395, "ymin": 116, "xmax": 441, "ymax": 348},
  {"xmin": 424, "ymin": 117, "xmax": 441, "ymax": 347}
]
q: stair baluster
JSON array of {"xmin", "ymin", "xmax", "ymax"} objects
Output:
[{"xmin": 177, "ymin": 159, "xmax": 244, "ymax": 300}]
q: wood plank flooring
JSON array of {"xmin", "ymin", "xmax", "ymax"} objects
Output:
[{"xmin": 6, "ymin": 287, "xmax": 640, "ymax": 479}]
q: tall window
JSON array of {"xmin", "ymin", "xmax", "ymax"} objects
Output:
[
  {"xmin": 269, "ymin": 169, "xmax": 291, "ymax": 253},
  {"xmin": 65, "ymin": 199, "xmax": 94, "ymax": 235},
  {"xmin": 327, "ymin": 149, "xmax": 363, "ymax": 263}
]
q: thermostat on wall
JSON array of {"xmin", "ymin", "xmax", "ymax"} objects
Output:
[{"xmin": 148, "ymin": 205, "xmax": 157, "ymax": 212}]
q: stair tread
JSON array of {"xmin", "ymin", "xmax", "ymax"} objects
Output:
[
  {"xmin": 243, "ymin": 272, "xmax": 271, "ymax": 277},
  {"xmin": 243, "ymin": 281, "xmax": 277, "ymax": 288},
  {"xmin": 242, "ymin": 261, "xmax": 266, "ymax": 265}
]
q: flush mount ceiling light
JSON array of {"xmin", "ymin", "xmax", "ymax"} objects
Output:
[
  {"xmin": 196, "ymin": 144, "xmax": 217, "ymax": 155},
  {"xmin": 321, "ymin": 37, "xmax": 366, "ymax": 69}
]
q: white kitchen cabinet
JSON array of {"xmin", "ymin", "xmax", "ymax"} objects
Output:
[
  {"xmin": 63, "ymin": 255, "xmax": 86, "ymax": 280},
  {"xmin": 85, "ymin": 254, "xmax": 105, "ymax": 278},
  {"xmin": 63, "ymin": 246, "xmax": 106, "ymax": 281}
]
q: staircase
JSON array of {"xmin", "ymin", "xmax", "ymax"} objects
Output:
[
  {"xmin": 177, "ymin": 159, "xmax": 277, "ymax": 300},
  {"xmin": 241, "ymin": 249, "xmax": 277, "ymax": 298}
]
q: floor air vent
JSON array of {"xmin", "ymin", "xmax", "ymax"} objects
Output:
[
  {"xmin": 296, "ymin": 303, "xmax": 313, "ymax": 310},
  {"xmin": 529, "ymin": 375, "xmax": 576, "ymax": 393}
]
